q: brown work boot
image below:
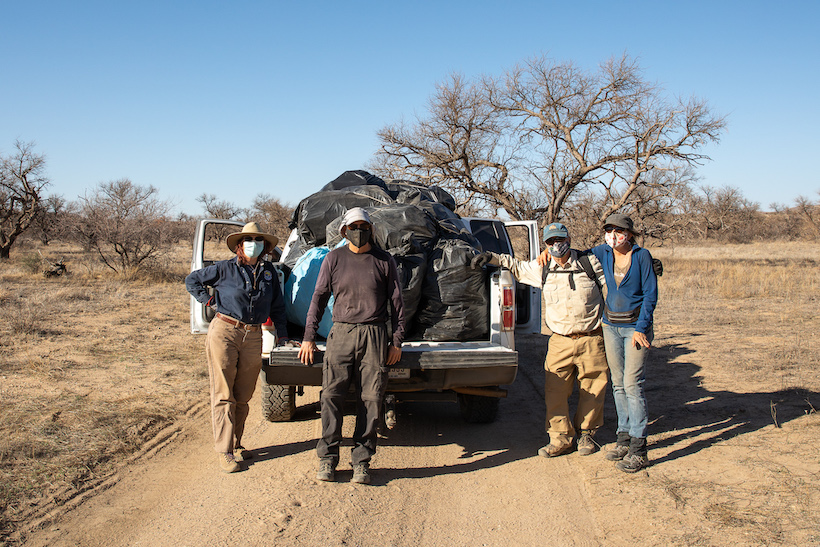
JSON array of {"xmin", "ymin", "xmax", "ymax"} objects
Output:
[
  {"xmin": 219, "ymin": 452, "xmax": 240, "ymax": 473},
  {"xmin": 538, "ymin": 443, "xmax": 571, "ymax": 458},
  {"xmin": 577, "ymin": 431, "xmax": 598, "ymax": 456}
]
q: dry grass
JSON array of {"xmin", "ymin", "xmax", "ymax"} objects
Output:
[
  {"xmin": 1, "ymin": 240, "xmax": 820, "ymax": 544},
  {"xmin": 0, "ymin": 243, "xmax": 206, "ymax": 539},
  {"xmin": 635, "ymin": 241, "xmax": 820, "ymax": 545}
]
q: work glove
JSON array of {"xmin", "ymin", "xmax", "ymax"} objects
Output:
[
  {"xmin": 470, "ymin": 252, "xmax": 493, "ymax": 270},
  {"xmin": 652, "ymin": 258, "xmax": 663, "ymax": 277}
]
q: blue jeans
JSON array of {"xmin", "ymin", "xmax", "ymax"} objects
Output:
[{"xmin": 603, "ymin": 324, "xmax": 653, "ymax": 439}]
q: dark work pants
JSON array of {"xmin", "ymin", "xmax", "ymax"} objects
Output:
[{"xmin": 317, "ymin": 322, "xmax": 388, "ymax": 466}]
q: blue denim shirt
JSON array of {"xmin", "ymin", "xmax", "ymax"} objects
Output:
[
  {"xmin": 185, "ymin": 257, "xmax": 288, "ymax": 339},
  {"xmin": 590, "ymin": 244, "xmax": 658, "ymax": 334}
]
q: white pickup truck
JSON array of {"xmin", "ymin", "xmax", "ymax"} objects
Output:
[{"xmin": 190, "ymin": 217, "xmax": 541, "ymax": 424}]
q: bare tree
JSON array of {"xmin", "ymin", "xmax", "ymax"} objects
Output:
[
  {"xmin": 78, "ymin": 179, "xmax": 177, "ymax": 273},
  {"xmin": 250, "ymin": 193, "xmax": 293, "ymax": 241},
  {"xmin": 196, "ymin": 193, "xmax": 246, "ymax": 220},
  {"xmin": 373, "ymin": 54, "xmax": 726, "ymax": 231},
  {"xmin": 372, "ymin": 73, "xmax": 518, "ymax": 217},
  {"xmin": 0, "ymin": 140, "xmax": 51, "ymax": 258},
  {"xmin": 794, "ymin": 192, "xmax": 820, "ymax": 238},
  {"xmin": 28, "ymin": 194, "xmax": 72, "ymax": 245},
  {"xmin": 688, "ymin": 185, "xmax": 759, "ymax": 241}
]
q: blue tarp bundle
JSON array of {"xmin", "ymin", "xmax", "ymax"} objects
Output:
[{"xmin": 284, "ymin": 246, "xmax": 335, "ymax": 339}]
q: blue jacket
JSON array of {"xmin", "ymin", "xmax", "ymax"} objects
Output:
[
  {"xmin": 590, "ymin": 244, "xmax": 657, "ymax": 334},
  {"xmin": 185, "ymin": 257, "xmax": 288, "ymax": 339}
]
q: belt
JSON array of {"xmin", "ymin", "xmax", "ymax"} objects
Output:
[
  {"xmin": 216, "ymin": 313, "xmax": 261, "ymax": 331},
  {"xmin": 560, "ymin": 327, "xmax": 602, "ymax": 339}
]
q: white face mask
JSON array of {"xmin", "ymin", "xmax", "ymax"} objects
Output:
[
  {"xmin": 243, "ymin": 240, "xmax": 264, "ymax": 259},
  {"xmin": 605, "ymin": 231, "xmax": 629, "ymax": 249}
]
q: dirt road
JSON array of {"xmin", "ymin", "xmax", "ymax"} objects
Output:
[
  {"xmin": 20, "ymin": 325, "xmax": 820, "ymax": 546},
  {"xmin": 22, "ymin": 334, "xmax": 621, "ymax": 546}
]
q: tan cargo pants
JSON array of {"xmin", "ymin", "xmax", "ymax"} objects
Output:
[
  {"xmin": 205, "ymin": 317, "xmax": 263, "ymax": 454},
  {"xmin": 544, "ymin": 331, "xmax": 608, "ymax": 447}
]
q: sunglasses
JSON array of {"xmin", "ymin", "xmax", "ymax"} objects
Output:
[
  {"xmin": 604, "ymin": 226, "xmax": 627, "ymax": 233},
  {"xmin": 242, "ymin": 236, "xmax": 266, "ymax": 242},
  {"xmin": 348, "ymin": 222, "xmax": 370, "ymax": 229},
  {"xmin": 544, "ymin": 237, "xmax": 567, "ymax": 245}
]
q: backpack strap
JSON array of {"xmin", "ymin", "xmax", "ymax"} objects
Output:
[
  {"xmin": 541, "ymin": 250, "xmax": 602, "ymax": 294},
  {"xmin": 576, "ymin": 251, "xmax": 602, "ymax": 293}
]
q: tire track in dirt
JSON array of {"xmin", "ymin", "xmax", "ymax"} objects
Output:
[{"xmin": 21, "ymin": 335, "xmax": 605, "ymax": 546}]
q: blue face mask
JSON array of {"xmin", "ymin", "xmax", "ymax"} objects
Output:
[{"xmin": 243, "ymin": 240, "xmax": 264, "ymax": 259}]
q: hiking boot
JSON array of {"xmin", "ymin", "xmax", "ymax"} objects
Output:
[
  {"xmin": 316, "ymin": 460, "xmax": 336, "ymax": 482},
  {"xmin": 219, "ymin": 452, "xmax": 240, "ymax": 473},
  {"xmin": 605, "ymin": 432, "xmax": 631, "ymax": 461},
  {"xmin": 537, "ymin": 443, "xmax": 571, "ymax": 458},
  {"xmin": 351, "ymin": 463, "xmax": 371, "ymax": 484},
  {"xmin": 577, "ymin": 432, "xmax": 597, "ymax": 456},
  {"xmin": 616, "ymin": 453, "xmax": 649, "ymax": 473},
  {"xmin": 234, "ymin": 446, "xmax": 252, "ymax": 462}
]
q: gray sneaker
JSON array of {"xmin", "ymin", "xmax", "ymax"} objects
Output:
[
  {"xmin": 316, "ymin": 460, "xmax": 336, "ymax": 482},
  {"xmin": 577, "ymin": 433, "xmax": 597, "ymax": 456},
  {"xmin": 616, "ymin": 453, "xmax": 649, "ymax": 473},
  {"xmin": 351, "ymin": 463, "xmax": 371, "ymax": 484},
  {"xmin": 605, "ymin": 445, "xmax": 630, "ymax": 461}
]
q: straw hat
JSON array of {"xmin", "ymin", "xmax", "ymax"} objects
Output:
[{"xmin": 226, "ymin": 222, "xmax": 279, "ymax": 252}]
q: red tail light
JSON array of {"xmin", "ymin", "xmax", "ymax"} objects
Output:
[
  {"xmin": 502, "ymin": 287, "xmax": 514, "ymax": 307},
  {"xmin": 501, "ymin": 286, "xmax": 515, "ymax": 330}
]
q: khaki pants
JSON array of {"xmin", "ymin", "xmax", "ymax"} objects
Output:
[
  {"xmin": 206, "ymin": 318, "xmax": 263, "ymax": 454},
  {"xmin": 544, "ymin": 332, "xmax": 608, "ymax": 447}
]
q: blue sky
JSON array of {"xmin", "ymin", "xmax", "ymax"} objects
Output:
[{"xmin": 2, "ymin": 1, "xmax": 818, "ymax": 216}]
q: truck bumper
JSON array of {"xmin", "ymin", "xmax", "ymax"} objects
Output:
[{"xmin": 263, "ymin": 342, "xmax": 518, "ymax": 392}]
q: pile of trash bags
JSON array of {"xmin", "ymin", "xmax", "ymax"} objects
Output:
[{"xmin": 283, "ymin": 170, "xmax": 488, "ymax": 341}]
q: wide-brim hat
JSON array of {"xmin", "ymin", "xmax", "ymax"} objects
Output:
[
  {"xmin": 603, "ymin": 213, "xmax": 636, "ymax": 236},
  {"xmin": 339, "ymin": 207, "xmax": 373, "ymax": 236},
  {"xmin": 226, "ymin": 222, "xmax": 279, "ymax": 252}
]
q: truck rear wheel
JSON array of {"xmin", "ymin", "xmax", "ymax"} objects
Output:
[
  {"xmin": 261, "ymin": 382, "xmax": 296, "ymax": 422},
  {"xmin": 457, "ymin": 393, "xmax": 499, "ymax": 423}
]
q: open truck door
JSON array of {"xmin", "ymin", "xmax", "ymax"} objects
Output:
[
  {"xmin": 189, "ymin": 218, "xmax": 245, "ymax": 334},
  {"xmin": 503, "ymin": 220, "xmax": 541, "ymax": 334}
]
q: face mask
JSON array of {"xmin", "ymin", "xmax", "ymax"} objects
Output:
[
  {"xmin": 605, "ymin": 231, "xmax": 629, "ymax": 249},
  {"xmin": 346, "ymin": 227, "xmax": 371, "ymax": 248},
  {"xmin": 243, "ymin": 240, "xmax": 264, "ymax": 258},
  {"xmin": 549, "ymin": 239, "xmax": 570, "ymax": 257}
]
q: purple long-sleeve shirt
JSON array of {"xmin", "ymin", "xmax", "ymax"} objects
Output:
[{"xmin": 303, "ymin": 245, "xmax": 405, "ymax": 347}]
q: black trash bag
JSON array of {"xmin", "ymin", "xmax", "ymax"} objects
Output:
[
  {"xmin": 386, "ymin": 180, "xmax": 457, "ymax": 211},
  {"xmin": 290, "ymin": 185, "xmax": 394, "ymax": 248},
  {"xmin": 325, "ymin": 202, "xmax": 439, "ymax": 253},
  {"xmin": 320, "ymin": 170, "xmax": 388, "ymax": 192},
  {"xmin": 413, "ymin": 237, "xmax": 488, "ymax": 341},
  {"xmin": 391, "ymin": 251, "xmax": 427, "ymax": 326}
]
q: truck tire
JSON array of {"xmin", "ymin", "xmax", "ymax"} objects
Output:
[
  {"xmin": 260, "ymin": 383, "xmax": 296, "ymax": 422},
  {"xmin": 457, "ymin": 393, "xmax": 500, "ymax": 423}
]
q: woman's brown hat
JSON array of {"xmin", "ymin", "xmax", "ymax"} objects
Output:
[{"xmin": 226, "ymin": 222, "xmax": 279, "ymax": 252}]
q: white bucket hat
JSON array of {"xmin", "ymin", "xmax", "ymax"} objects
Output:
[{"xmin": 339, "ymin": 207, "xmax": 372, "ymax": 236}]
